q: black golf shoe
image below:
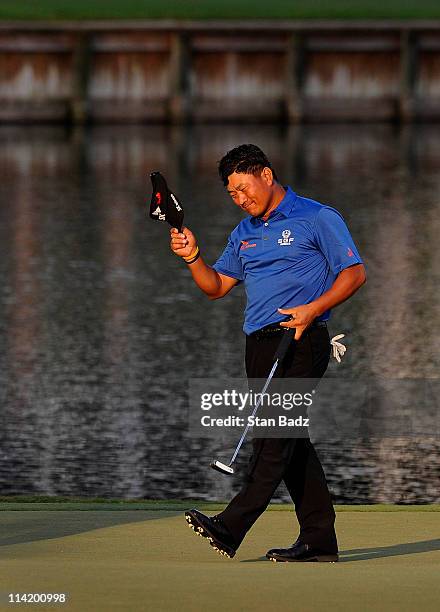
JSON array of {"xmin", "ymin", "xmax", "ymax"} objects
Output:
[
  {"xmin": 266, "ymin": 541, "xmax": 338, "ymax": 563},
  {"xmin": 185, "ymin": 509, "xmax": 236, "ymax": 559}
]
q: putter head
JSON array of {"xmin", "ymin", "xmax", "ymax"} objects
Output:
[
  {"xmin": 149, "ymin": 171, "xmax": 184, "ymax": 232},
  {"xmin": 210, "ymin": 461, "xmax": 235, "ymax": 475}
]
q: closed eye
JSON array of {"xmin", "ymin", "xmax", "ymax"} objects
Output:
[{"xmin": 228, "ymin": 183, "xmax": 246, "ymax": 194}]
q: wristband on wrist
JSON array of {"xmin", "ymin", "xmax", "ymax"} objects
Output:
[
  {"xmin": 182, "ymin": 246, "xmax": 198, "ymax": 261},
  {"xmin": 183, "ymin": 246, "xmax": 200, "ymax": 264}
]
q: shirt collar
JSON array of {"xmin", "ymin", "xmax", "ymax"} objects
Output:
[{"xmin": 251, "ymin": 186, "xmax": 297, "ymax": 225}]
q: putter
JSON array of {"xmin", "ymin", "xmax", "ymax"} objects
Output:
[
  {"xmin": 211, "ymin": 326, "xmax": 296, "ymax": 475},
  {"xmin": 149, "ymin": 171, "xmax": 184, "ymax": 231}
]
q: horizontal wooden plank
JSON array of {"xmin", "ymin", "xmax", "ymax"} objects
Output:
[
  {"xmin": 91, "ymin": 32, "xmax": 171, "ymax": 53},
  {"xmin": 413, "ymin": 97, "xmax": 440, "ymax": 117},
  {"xmin": 0, "ymin": 33, "xmax": 75, "ymax": 52},
  {"xmin": 91, "ymin": 41, "xmax": 169, "ymax": 52},
  {"xmin": 192, "ymin": 98, "xmax": 284, "ymax": 121},
  {"xmin": 88, "ymin": 100, "xmax": 168, "ymax": 122},
  {"xmin": 418, "ymin": 34, "xmax": 440, "ymax": 50},
  {"xmin": 191, "ymin": 35, "xmax": 286, "ymax": 52},
  {"xmin": 301, "ymin": 96, "xmax": 398, "ymax": 121},
  {"xmin": 306, "ymin": 35, "xmax": 400, "ymax": 52},
  {"xmin": 1, "ymin": 20, "xmax": 440, "ymax": 33},
  {"xmin": 0, "ymin": 100, "xmax": 70, "ymax": 122}
]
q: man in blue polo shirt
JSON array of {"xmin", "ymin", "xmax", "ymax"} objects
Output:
[{"xmin": 170, "ymin": 144, "xmax": 366, "ymax": 562}]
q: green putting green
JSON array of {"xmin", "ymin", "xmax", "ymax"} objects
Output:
[{"xmin": 0, "ymin": 508, "xmax": 439, "ymax": 611}]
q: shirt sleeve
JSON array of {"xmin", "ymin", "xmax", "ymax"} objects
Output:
[
  {"xmin": 212, "ymin": 235, "xmax": 244, "ymax": 281},
  {"xmin": 313, "ymin": 207, "xmax": 363, "ymax": 274}
]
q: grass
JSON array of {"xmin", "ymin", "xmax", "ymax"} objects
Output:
[
  {"xmin": 1, "ymin": 0, "xmax": 440, "ymax": 21},
  {"xmin": 0, "ymin": 496, "xmax": 439, "ymax": 511},
  {"xmin": 0, "ymin": 510, "xmax": 439, "ymax": 611}
]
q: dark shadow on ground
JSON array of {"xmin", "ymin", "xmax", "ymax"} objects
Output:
[
  {"xmin": 0, "ymin": 510, "xmax": 181, "ymax": 548},
  {"xmin": 339, "ymin": 538, "xmax": 440, "ymax": 561},
  {"xmin": 241, "ymin": 556, "xmax": 269, "ymax": 562},
  {"xmin": 241, "ymin": 539, "xmax": 440, "ymax": 562}
]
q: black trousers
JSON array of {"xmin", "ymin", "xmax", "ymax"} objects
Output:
[{"xmin": 218, "ymin": 325, "xmax": 338, "ymax": 554}]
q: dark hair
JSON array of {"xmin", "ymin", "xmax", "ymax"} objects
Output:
[{"xmin": 218, "ymin": 144, "xmax": 278, "ymax": 186}]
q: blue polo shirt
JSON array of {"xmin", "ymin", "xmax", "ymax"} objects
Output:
[{"xmin": 212, "ymin": 186, "xmax": 363, "ymax": 334}]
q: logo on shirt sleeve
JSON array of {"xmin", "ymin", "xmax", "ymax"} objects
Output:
[
  {"xmin": 347, "ymin": 247, "xmax": 354, "ymax": 257},
  {"xmin": 278, "ymin": 229, "xmax": 294, "ymax": 246}
]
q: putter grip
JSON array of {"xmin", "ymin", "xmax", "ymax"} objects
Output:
[{"xmin": 274, "ymin": 328, "xmax": 295, "ymax": 363}]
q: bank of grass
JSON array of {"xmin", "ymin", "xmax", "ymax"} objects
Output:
[
  {"xmin": 0, "ymin": 496, "xmax": 438, "ymax": 511},
  {"xmin": 1, "ymin": 0, "xmax": 440, "ymax": 21}
]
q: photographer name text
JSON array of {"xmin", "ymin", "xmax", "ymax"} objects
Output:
[{"xmin": 200, "ymin": 415, "xmax": 309, "ymax": 427}]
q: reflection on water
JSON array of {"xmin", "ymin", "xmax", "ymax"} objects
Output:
[{"xmin": 0, "ymin": 124, "xmax": 438, "ymax": 503}]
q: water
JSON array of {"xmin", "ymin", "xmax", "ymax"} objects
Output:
[{"xmin": 0, "ymin": 124, "xmax": 438, "ymax": 503}]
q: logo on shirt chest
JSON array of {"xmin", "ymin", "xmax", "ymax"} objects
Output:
[
  {"xmin": 240, "ymin": 240, "xmax": 257, "ymax": 250},
  {"xmin": 277, "ymin": 229, "xmax": 294, "ymax": 246}
]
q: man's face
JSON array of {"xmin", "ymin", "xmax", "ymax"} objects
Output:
[{"xmin": 226, "ymin": 169, "xmax": 273, "ymax": 218}]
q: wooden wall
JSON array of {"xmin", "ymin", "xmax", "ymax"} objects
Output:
[{"xmin": 0, "ymin": 20, "xmax": 439, "ymax": 122}]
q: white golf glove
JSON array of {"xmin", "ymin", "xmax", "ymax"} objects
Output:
[{"xmin": 330, "ymin": 334, "xmax": 346, "ymax": 363}]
